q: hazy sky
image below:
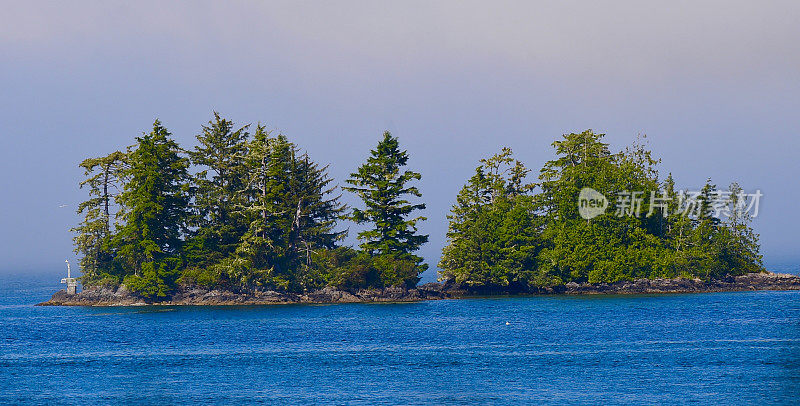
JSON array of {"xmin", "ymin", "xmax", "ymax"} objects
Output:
[{"xmin": 2, "ymin": 1, "xmax": 799, "ymax": 280}]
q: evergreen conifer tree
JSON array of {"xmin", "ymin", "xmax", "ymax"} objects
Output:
[
  {"xmin": 72, "ymin": 150, "xmax": 127, "ymax": 286},
  {"xmin": 113, "ymin": 120, "xmax": 191, "ymax": 297},
  {"xmin": 186, "ymin": 113, "xmax": 251, "ymax": 266},
  {"xmin": 344, "ymin": 131, "xmax": 428, "ymax": 286}
]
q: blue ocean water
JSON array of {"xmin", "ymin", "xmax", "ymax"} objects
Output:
[{"xmin": 1, "ymin": 275, "xmax": 799, "ymax": 405}]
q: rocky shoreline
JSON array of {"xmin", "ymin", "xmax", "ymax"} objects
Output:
[{"xmin": 37, "ymin": 272, "xmax": 800, "ymax": 306}]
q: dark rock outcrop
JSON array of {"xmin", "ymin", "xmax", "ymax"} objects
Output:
[
  {"xmin": 37, "ymin": 272, "xmax": 800, "ymax": 306},
  {"xmin": 559, "ymin": 272, "xmax": 800, "ymax": 294}
]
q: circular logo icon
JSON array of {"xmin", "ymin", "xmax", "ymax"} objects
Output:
[{"xmin": 578, "ymin": 187, "xmax": 608, "ymax": 220}]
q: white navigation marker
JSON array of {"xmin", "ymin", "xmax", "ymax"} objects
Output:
[{"xmin": 61, "ymin": 259, "xmax": 77, "ymax": 295}]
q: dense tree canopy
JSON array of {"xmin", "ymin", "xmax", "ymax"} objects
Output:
[
  {"xmin": 73, "ymin": 117, "xmax": 428, "ymax": 297},
  {"xmin": 439, "ymin": 130, "xmax": 763, "ymax": 288},
  {"xmin": 73, "ymin": 121, "xmax": 763, "ymax": 297},
  {"xmin": 438, "ymin": 148, "xmax": 542, "ymax": 288}
]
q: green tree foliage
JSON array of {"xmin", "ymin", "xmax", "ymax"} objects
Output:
[
  {"xmin": 536, "ymin": 131, "xmax": 666, "ymax": 283},
  {"xmin": 207, "ymin": 128, "xmax": 347, "ymax": 291},
  {"xmin": 72, "ymin": 119, "xmax": 764, "ymax": 297},
  {"xmin": 185, "ymin": 113, "xmax": 251, "ymax": 267},
  {"xmin": 440, "ymin": 130, "xmax": 764, "ymax": 288},
  {"xmin": 74, "ymin": 117, "xmax": 410, "ymax": 297},
  {"xmin": 439, "ymin": 148, "xmax": 543, "ymax": 288},
  {"xmin": 720, "ymin": 182, "xmax": 763, "ymax": 273},
  {"xmin": 344, "ymin": 131, "xmax": 429, "ymax": 287},
  {"xmin": 112, "ymin": 120, "xmax": 191, "ymax": 298},
  {"xmin": 71, "ymin": 151, "xmax": 127, "ymax": 286}
]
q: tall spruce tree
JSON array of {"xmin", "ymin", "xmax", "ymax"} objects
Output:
[
  {"xmin": 538, "ymin": 130, "xmax": 615, "ymax": 221},
  {"xmin": 72, "ymin": 150, "xmax": 127, "ymax": 286},
  {"xmin": 186, "ymin": 113, "xmax": 250, "ymax": 266},
  {"xmin": 237, "ymin": 133, "xmax": 295, "ymax": 282},
  {"xmin": 344, "ymin": 131, "xmax": 428, "ymax": 286},
  {"xmin": 722, "ymin": 182, "xmax": 764, "ymax": 273},
  {"xmin": 113, "ymin": 120, "xmax": 191, "ymax": 297},
  {"xmin": 692, "ymin": 178, "xmax": 728, "ymax": 278},
  {"xmin": 289, "ymin": 154, "xmax": 348, "ymax": 287},
  {"xmin": 224, "ymin": 129, "xmax": 346, "ymax": 290}
]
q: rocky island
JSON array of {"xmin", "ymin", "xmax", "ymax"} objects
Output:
[{"xmin": 60, "ymin": 121, "xmax": 774, "ymax": 308}]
